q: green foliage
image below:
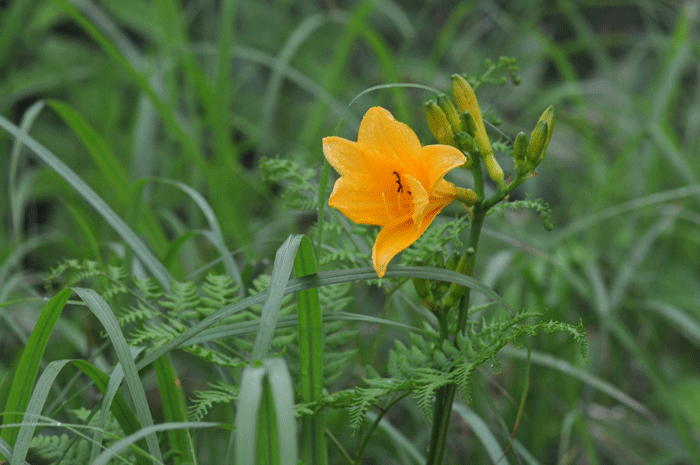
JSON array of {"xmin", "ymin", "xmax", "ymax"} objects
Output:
[
  {"xmin": 317, "ymin": 311, "xmax": 587, "ymax": 433},
  {"xmin": 29, "ymin": 408, "xmax": 127, "ymax": 465},
  {"xmin": 489, "ymin": 195, "xmax": 554, "ymax": 230}
]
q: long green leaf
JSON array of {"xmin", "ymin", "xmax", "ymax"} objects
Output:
[
  {"xmin": 235, "ymin": 365, "xmax": 266, "ymax": 465},
  {"xmin": 72, "ymin": 287, "xmax": 163, "ymax": 463},
  {"xmin": 91, "ymin": 422, "xmax": 219, "ymax": 465},
  {"xmin": 0, "ymin": 288, "xmax": 72, "ymax": 452},
  {"xmin": 0, "ymin": 114, "xmax": 173, "ymax": 290},
  {"xmin": 251, "ymin": 234, "xmax": 303, "ymax": 361},
  {"xmin": 294, "ymin": 236, "xmax": 327, "ymax": 465},
  {"xmin": 46, "ymin": 99, "xmax": 131, "ymax": 204},
  {"xmin": 264, "ymin": 358, "xmax": 297, "ymax": 465},
  {"xmin": 153, "ymin": 355, "xmax": 194, "ymax": 465},
  {"xmin": 9, "ymin": 359, "xmax": 71, "ymax": 465}
]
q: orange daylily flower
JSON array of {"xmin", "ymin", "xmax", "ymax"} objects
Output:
[{"xmin": 323, "ymin": 107, "xmax": 466, "ymax": 277}]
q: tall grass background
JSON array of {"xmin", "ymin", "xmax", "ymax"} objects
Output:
[{"xmin": 1, "ymin": 0, "xmax": 699, "ymax": 463}]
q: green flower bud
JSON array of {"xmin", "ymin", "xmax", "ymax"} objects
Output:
[
  {"xmin": 460, "ymin": 111, "xmax": 478, "ymax": 139},
  {"xmin": 451, "ymin": 74, "xmax": 491, "ymax": 157},
  {"xmin": 437, "ymin": 93, "xmax": 461, "ymax": 131},
  {"xmin": 411, "ymin": 258, "xmax": 434, "ymax": 304},
  {"xmin": 425, "ymin": 100, "xmax": 455, "ymax": 146},
  {"xmin": 526, "ymin": 120, "xmax": 548, "ymax": 164},
  {"xmin": 513, "ymin": 132, "xmax": 528, "ymax": 161},
  {"xmin": 538, "ymin": 105, "xmax": 555, "ymax": 156},
  {"xmin": 445, "ymin": 251, "xmax": 461, "ymax": 271},
  {"xmin": 454, "ymin": 131, "xmax": 476, "ymax": 155}
]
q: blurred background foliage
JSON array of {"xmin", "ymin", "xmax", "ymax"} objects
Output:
[{"xmin": 1, "ymin": 0, "xmax": 699, "ymax": 463}]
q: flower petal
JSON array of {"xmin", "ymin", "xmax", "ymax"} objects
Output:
[
  {"xmin": 372, "ymin": 203, "xmax": 444, "ymax": 277},
  {"xmin": 329, "ymin": 176, "xmax": 393, "ymax": 226},
  {"xmin": 357, "ymin": 107, "xmax": 422, "ymax": 170},
  {"xmin": 418, "ymin": 144, "xmax": 466, "ymax": 189},
  {"xmin": 322, "ymin": 137, "xmax": 369, "ymax": 177}
]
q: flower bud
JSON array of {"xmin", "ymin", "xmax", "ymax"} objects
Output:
[
  {"xmin": 535, "ymin": 105, "xmax": 555, "ymax": 163},
  {"xmin": 483, "ymin": 152, "xmax": 504, "ymax": 183},
  {"xmin": 454, "ymin": 131, "xmax": 476, "ymax": 157},
  {"xmin": 451, "ymin": 74, "xmax": 491, "ymax": 158},
  {"xmin": 526, "ymin": 120, "xmax": 548, "ymax": 164},
  {"xmin": 460, "ymin": 111, "xmax": 478, "ymax": 139},
  {"xmin": 436, "ymin": 93, "xmax": 461, "ymax": 131},
  {"xmin": 513, "ymin": 132, "xmax": 528, "ymax": 161},
  {"xmin": 425, "ymin": 100, "xmax": 455, "ymax": 146},
  {"xmin": 411, "ymin": 259, "xmax": 433, "ymax": 304},
  {"xmin": 445, "ymin": 251, "xmax": 460, "ymax": 271}
]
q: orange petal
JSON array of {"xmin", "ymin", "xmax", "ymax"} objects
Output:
[
  {"xmin": 329, "ymin": 176, "xmax": 393, "ymax": 226},
  {"xmin": 419, "ymin": 144, "xmax": 466, "ymax": 190},
  {"xmin": 372, "ymin": 203, "xmax": 444, "ymax": 278},
  {"xmin": 323, "ymin": 137, "xmax": 371, "ymax": 177},
  {"xmin": 357, "ymin": 107, "xmax": 422, "ymax": 171}
]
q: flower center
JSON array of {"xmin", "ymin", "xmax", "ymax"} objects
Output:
[{"xmin": 392, "ymin": 171, "xmax": 413, "ymax": 215}]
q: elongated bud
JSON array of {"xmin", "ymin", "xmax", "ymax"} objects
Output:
[
  {"xmin": 483, "ymin": 152, "xmax": 504, "ymax": 183},
  {"xmin": 537, "ymin": 105, "xmax": 555, "ymax": 162},
  {"xmin": 456, "ymin": 187, "xmax": 478, "ymax": 206},
  {"xmin": 513, "ymin": 132, "xmax": 528, "ymax": 161},
  {"xmin": 445, "ymin": 251, "xmax": 460, "ymax": 271},
  {"xmin": 437, "ymin": 94, "xmax": 461, "ymax": 131},
  {"xmin": 540, "ymin": 105, "xmax": 554, "ymax": 150},
  {"xmin": 460, "ymin": 111, "xmax": 478, "ymax": 138},
  {"xmin": 411, "ymin": 258, "xmax": 433, "ymax": 303},
  {"xmin": 526, "ymin": 120, "xmax": 548, "ymax": 164},
  {"xmin": 451, "ymin": 74, "xmax": 491, "ymax": 157},
  {"xmin": 425, "ymin": 100, "xmax": 455, "ymax": 145}
]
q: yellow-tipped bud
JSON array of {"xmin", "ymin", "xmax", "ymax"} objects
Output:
[
  {"xmin": 425, "ymin": 100, "xmax": 455, "ymax": 146},
  {"xmin": 436, "ymin": 94, "xmax": 461, "ymax": 131},
  {"xmin": 456, "ymin": 187, "xmax": 478, "ymax": 206},
  {"xmin": 451, "ymin": 74, "xmax": 492, "ymax": 157},
  {"xmin": 538, "ymin": 105, "xmax": 555, "ymax": 155},
  {"xmin": 483, "ymin": 152, "xmax": 504, "ymax": 183},
  {"xmin": 513, "ymin": 132, "xmax": 528, "ymax": 161},
  {"xmin": 526, "ymin": 120, "xmax": 549, "ymax": 164}
]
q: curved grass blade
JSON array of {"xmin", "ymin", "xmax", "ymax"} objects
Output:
[
  {"xmin": 452, "ymin": 404, "xmax": 510, "ymax": 465},
  {"xmin": 294, "ymin": 236, "xmax": 327, "ymax": 465},
  {"xmin": 149, "ymin": 178, "xmax": 243, "ymax": 296},
  {"xmin": 0, "ymin": 114, "xmax": 173, "ymax": 290},
  {"xmin": 153, "ymin": 355, "xmax": 194, "ymax": 465},
  {"xmin": 235, "ymin": 359, "xmax": 297, "ymax": 465},
  {"xmin": 0, "ymin": 288, "xmax": 72, "ymax": 452},
  {"xmin": 72, "ymin": 287, "xmax": 163, "ymax": 463},
  {"xmin": 91, "ymin": 422, "xmax": 219, "ymax": 465},
  {"xmin": 251, "ymin": 234, "xmax": 303, "ymax": 362}
]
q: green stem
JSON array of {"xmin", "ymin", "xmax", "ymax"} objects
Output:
[{"xmin": 425, "ymin": 202, "xmax": 487, "ymax": 465}]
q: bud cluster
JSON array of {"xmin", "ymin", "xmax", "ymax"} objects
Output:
[
  {"xmin": 412, "ymin": 250, "xmax": 469, "ymax": 312},
  {"xmin": 425, "ymin": 74, "xmax": 555, "ymax": 185}
]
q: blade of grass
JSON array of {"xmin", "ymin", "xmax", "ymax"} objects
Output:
[
  {"xmin": 452, "ymin": 404, "xmax": 510, "ymax": 465},
  {"xmin": 153, "ymin": 355, "xmax": 195, "ymax": 465},
  {"xmin": 235, "ymin": 365, "xmax": 266, "ymax": 465},
  {"xmin": 45, "ymin": 99, "xmax": 131, "ymax": 204},
  {"xmin": 91, "ymin": 422, "xmax": 219, "ymax": 465},
  {"xmin": 8, "ymin": 100, "xmax": 45, "ymax": 239},
  {"xmin": 264, "ymin": 358, "xmax": 298, "ymax": 465},
  {"xmin": 0, "ymin": 114, "xmax": 173, "ymax": 290},
  {"xmin": 251, "ymin": 234, "xmax": 303, "ymax": 362},
  {"xmin": 72, "ymin": 287, "xmax": 163, "ymax": 463},
  {"xmin": 294, "ymin": 236, "xmax": 327, "ymax": 465},
  {"xmin": 149, "ymin": 178, "xmax": 243, "ymax": 296},
  {"xmin": 0, "ymin": 288, "xmax": 72, "ymax": 452}
]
